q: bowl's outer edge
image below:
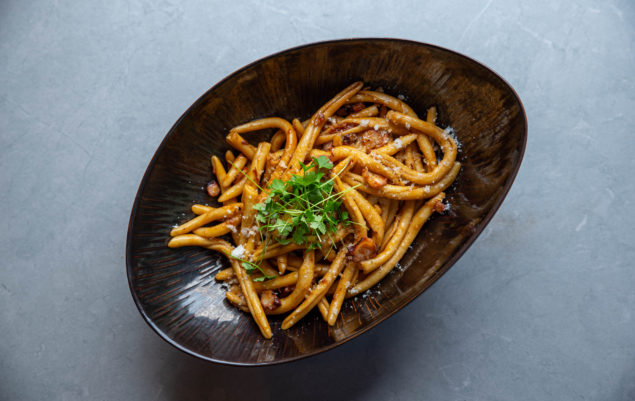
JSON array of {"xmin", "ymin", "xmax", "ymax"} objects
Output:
[{"xmin": 126, "ymin": 37, "xmax": 528, "ymax": 366}]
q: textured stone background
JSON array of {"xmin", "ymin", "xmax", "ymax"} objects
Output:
[{"xmin": 1, "ymin": 0, "xmax": 634, "ymax": 400}]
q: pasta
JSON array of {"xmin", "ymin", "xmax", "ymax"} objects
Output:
[{"xmin": 168, "ymin": 83, "xmax": 460, "ymax": 338}]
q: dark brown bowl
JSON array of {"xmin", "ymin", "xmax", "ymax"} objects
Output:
[{"xmin": 126, "ymin": 38, "xmax": 527, "ymax": 366}]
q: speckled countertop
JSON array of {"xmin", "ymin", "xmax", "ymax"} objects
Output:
[{"xmin": 1, "ymin": 1, "xmax": 634, "ymax": 400}]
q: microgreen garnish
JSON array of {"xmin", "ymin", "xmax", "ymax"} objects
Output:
[
  {"xmin": 254, "ymin": 156, "xmax": 351, "ymax": 250},
  {"xmin": 225, "ymin": 155, "xmax": 352, "ymax": 281}
]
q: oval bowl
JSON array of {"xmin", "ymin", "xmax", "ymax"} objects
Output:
[{"xmin": 126, "ymin": 38, "xmax": 527, "ymax": 366}]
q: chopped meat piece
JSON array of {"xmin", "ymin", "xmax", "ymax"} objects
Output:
[
  {"xmin": 362, "ymin": 167, "xmax": 388, "ymax": 189},
  {"xmin": 260, "ymin": 290, "xmax": 281, "ymax": 312},
  {"xmin": 348, "ymin": 237, "xmax": 377, "ymax": 262},
  {"xmin": 361, "ymin": 129, "xmax": 391, "ymax": 151},
  {"xmin": 351, "ymin": 102, "xmax": 365, "ymax": 112},
  {"xmin": 342, "ymin": 133, "xmax": 358, "ymax": 146},
  {"xmin": 335, "ymin": 103, "xmax": 365, "ymax": 117},
  {"xmin": 433, "ymin": 199, "xmax": 447, "ymax": 213},
  {"xmin": 206, "ymin": 180, "xmax": 220, "ymax": 197}
]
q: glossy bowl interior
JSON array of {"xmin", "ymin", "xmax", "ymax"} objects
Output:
[{"xmin": 126, "ymin": 38, "xmax": 527, "ymax": 365}]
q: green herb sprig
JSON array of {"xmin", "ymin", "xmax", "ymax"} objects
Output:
[
  {"xmin": 230, "ymin": 253, "xmax": 274, "ymax": 282},
  {"xmin": 225, "ymin": 155, "xmax": 352, "ymax": 281},
  {"xmin": 253, "ymin": 156, "xmax": 350, "ymax": 250}
]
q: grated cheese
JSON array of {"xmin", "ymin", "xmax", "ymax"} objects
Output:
[
  {"xmin": 230, "ymin": 244, "xmax": 246, "ymax": 259},
  {"xmin": 443, "ymin": 126, "xmax": 462, "ymax": 151}
]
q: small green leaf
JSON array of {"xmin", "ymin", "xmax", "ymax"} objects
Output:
[
  {"xmin": 268, "ymin": 179, "xmax": 287, "ymax": 193},
  {"xmin": 292, "ymin": 225, "xmax": 307, "ymax": 244},
  {"xmin": 313, "ymin": 155, "xmax": 333, "ymax": 170},
  {"xmin": 242, "ymin": 261, "xmax": 256, "ymax": 273},
  {"xmin": 253, "ymin": 153, "xmax": 349, "ymax": 252}
]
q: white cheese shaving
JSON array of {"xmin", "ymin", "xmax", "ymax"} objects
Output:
[
  {"xmin": 393, "ymin": 138, "xmax": 403, "ymax": 149},
  {"xmin": 240, "ymin": 227, "xmax": 258, "ymax": 238},
  {"xmin": 443, "ymin": 126, "xmax": 462, "ymax": 151},
  {"xmin": 230, "ymin": 244, "xmax": 246, "ymax": 259},
  {"xmin": 226, "ymin": 223, "xmax": 237, "ymax": 233}
]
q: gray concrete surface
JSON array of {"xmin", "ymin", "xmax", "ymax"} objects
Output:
[{"xmin": 1, "ymin": 0, "xmax": 634, "ymax": 400}]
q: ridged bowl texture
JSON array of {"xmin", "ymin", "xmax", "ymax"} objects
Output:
[{"xmin": 126, "ymin": 39, "xmax": 527, "ymax": 365}]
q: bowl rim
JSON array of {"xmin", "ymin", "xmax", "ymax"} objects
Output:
[{"xmin": 126, "ymin": 37, "xmax": 528, "ymax": 367}]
